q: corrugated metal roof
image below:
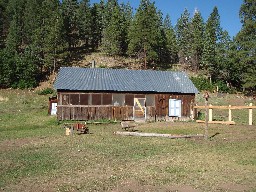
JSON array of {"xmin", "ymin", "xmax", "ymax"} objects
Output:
[{"xmin": 54, "ymin": 67, "xmax": 198, "ymax": 94}]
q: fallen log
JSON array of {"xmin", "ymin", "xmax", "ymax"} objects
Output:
[
  {"xmin": 196, "ymin": 120, "xmax": 235, "ymax": 125},
  {"xmin": 114, "ymin": 131, "xmax": 204, "ymax": 139}
]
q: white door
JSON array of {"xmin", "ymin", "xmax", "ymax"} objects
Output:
[
  {"xmin": 51, "ymin": 103, "xmax": 57, "ymax": 115},
  {"xmin": 169, "ymin": 99, "xmax": 181, "ymax": 117}
]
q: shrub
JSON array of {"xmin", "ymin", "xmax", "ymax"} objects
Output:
[
  {"xmin": 37, "ymin": 88, "xmax": 55, "ymax": 95},
  {"xmin": 190, "ymin": 76, "xmax": 214, "ymax": 92}
]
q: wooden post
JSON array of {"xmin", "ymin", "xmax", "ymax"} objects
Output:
[
  {"xmin": 209, "ymin": 104, "xmax": 213, "ymax": 121},
  {"xmin": 249, "ymin": 103, "xmax": 253, "ymax": 125},
  {"xmin": 228, "ymin": 105, "xmax": 232, "ymax": 122},
  {"xmin": 203, "ymin": 92, "xmax": 210, "ymax": 140},
  {"xmin": 190, "ymin": 102, "xmax": 194, "ymax": 120}
]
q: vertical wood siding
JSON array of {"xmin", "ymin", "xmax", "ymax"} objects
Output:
[{"xmin": 57, "ymin": 92, "xmax": 195, "ymax": 121}]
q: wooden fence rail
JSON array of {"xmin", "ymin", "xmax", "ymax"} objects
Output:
[{"xmin": 194, "ymin": 103, "xmax": 255, "ymax": 125}]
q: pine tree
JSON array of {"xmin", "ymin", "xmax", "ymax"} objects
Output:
[
  {"xmin": 202, "ymin": 6, "xmax": 222, "ymax": 79},
  {"xmin": 236, "ymin": 0, "xmax": 256, "ymax": 90},
  {"xmin": 0, "ymin": 0, "xmax": 9, "ymax": 48},
  {"xmin": 91, "ymin": 1, "xmax": 104, "ymax": 50},
  {"xmin": 161, "ymin": 14, "xmax": 178, "ymax": 65},
  {"xmin": 0, "ymin": 49, "xmax": 17, "ymax": 87},
  {"xmin": 14, "ymin": 47, "xmax": 39, "ymax": 88},
  {"xmin": 128, "ymin": 0, "xmax": 162, "ymax": 67},
  {"xmin": 119, "ymin": 2, "xmax": 132, "ymax": 55},
  {"xmin": 175, "ymin": 9, "xmax": 192, "ymax": 66},
  {"xmin": 77, "ymin": 0, "xmax": 91, "ymax": 47},
  {"xmin": 101, "ymin": 0, "xmax": 123, "ymax": 55},
  {"xmin": 23, "ymin": 0, "xmax": 43, "ymax": 45},
  {"xmin": 61, "ymin": 0, "xmax": 79, "ymax": 49},
  {"xmin": 215, "ymin": 30, "xmax": 232, "ymax": 83},
  {"xmin": 41, "ymin": 0, "xmax": 67, "ymax": 73},
  {"xmin": 190, "ymin": 9, "xmax": 204, "ymax": 71},
  {"xmin": 5, "ymin": 0, "xmax": 25, "ymax": 52}
]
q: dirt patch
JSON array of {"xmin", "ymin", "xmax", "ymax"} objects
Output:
[
  {"xmin": 0, "ymin": 137, "xmax": 47, "ymax": 152},
  {"xmin": 0, "ymin": 96, "xmax": 9, "ymax": 102},
  {"xmin": 111, "ymin": 179, "xmax": 201, "ymax": 192},
  {"xmin": 3, "ymin": 177, "xmax": 56, "ymax": 192},
  {"xmin": 217, "ymin": 182, "xmax": 251, "ymax": 191},
  {"xmin": 35, "ymin": 73, "xmax": 56, "ymax": 91}
]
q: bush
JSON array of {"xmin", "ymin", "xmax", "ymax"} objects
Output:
[
  {"xmin": 37, "ymin": 88, "xmax": 55, "ymax": 95},
  {"xmin": 190, "ymin": 76, "xmax": 214, "ymax": 92},
  {"xmin": 191, "ymin": 76, "xmax": 236, "ymax": 93}
]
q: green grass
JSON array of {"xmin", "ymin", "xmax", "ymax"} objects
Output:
[
  {"xmin": 196, "ymin": 93, "xmax": 256, "ymax": 125},
  {"xmin": 0, "ymin": 89, "xmax": 256, "ymax": 191}
]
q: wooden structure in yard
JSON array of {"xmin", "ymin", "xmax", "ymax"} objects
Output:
[
  {"xmin": 114, "ymin": 131, "xmax": 204, "ymax": 139},
  {"xmin": 54, "ymin": 67, "xmax": 198, "ymax": 122},
  {"xmin": 194, "ymin": 103, "xmax": 256, "ymax": 125},
  {"xmin": 64, "ymin": 122, "xmax": 89, "ymax": 135},
  {"xmin": 48, "ymin": 96, "xmax": 57, "ymax": 115}
]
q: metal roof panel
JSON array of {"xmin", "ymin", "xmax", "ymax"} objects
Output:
[{"xmin": 54, "ymin": 67, "xmax": 198, "ymax": 94}]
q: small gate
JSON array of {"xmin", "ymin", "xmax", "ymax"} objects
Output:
[{"xmin": 134, "ymin": 98, "xmax": 146, "ymax": 121}]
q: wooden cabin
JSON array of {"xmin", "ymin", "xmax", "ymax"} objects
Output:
[{"xmin": 54, "ymin": 67, "xmax": 198, "ymax": 121}]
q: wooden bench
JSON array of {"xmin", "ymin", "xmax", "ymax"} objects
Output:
[{"xmin": 121, "ymin": 120, "xmax": 136, "ymax": 131}]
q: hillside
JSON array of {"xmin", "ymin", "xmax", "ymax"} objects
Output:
[{"xmin": 36, "ymin": 52, "xmax": 178, "ymax": 91}]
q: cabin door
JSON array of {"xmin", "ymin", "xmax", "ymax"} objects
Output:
[
  {"xmin": 133, "ymin": 98, "xmax": 146, "ymax": 121},
  {"xmin": 169, "ymin": 99, "xmax": 181, "ymax": 117}
]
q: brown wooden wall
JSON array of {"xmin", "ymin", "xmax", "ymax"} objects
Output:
[
  {"xmin": 155, "ymin": 94, "xmax": 195, "ymax": 118},
  {"xmin": 56, "ymin": 91, "xmax": 195, "ymax": 121}
]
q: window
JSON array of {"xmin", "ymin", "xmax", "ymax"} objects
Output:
[
  {"xmin": 62, "ymin": 94, "xmax": 70, "ymax": 105},
  {"xmin": 146, "ymin": 95, "xmax": 155, "ymax": 106},
  {"xmin": 80, "ymin": 94, "xmax": 89, "ymax": 105},
  {"xmin": 102, "ymin": 94, "xmax": 112, "ymax": 105},
  {"xmin": 125, "ymin": 94, "xmax": 134, "ymax": 106},
  {"xmin": 70, "ymin": 94, "xmax": 79, "ymax": 105},
  {"xmin": 92, "ymin": 94, "xmax": 101, "ymax": 105},
  {"xmin": 112, "ymin": 94, "xmax": 124, "ymax": 106}
]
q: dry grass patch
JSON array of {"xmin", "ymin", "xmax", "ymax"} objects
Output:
[{"xmin": 0, "ymin": 90, "xmax": 256, "ymax": 191}]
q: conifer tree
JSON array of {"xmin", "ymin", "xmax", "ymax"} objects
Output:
[
  {"xmin": 2, "ymin": 0, "xmax": 25, "ymax": 88},
  {"xmin": 23, "ymin": 0, "xmax": 42, "ymax": 45},
  {"xmin": 175, "ymin": 9, "xmax": 192, "ymax": 66},
  {"xmin": 190, "ymin": 9, "xmax": 204, "ymax": 71},
  {"xmin": 119, "ymin": 2, "xmax": 132, "ymax": 55},
  {"xmin": 61, "ymin": 0, "xmax": 79, "ymax": 49},
  {"xmin": 202, "ymin": 6, "xmax": 222, "ymax": 79},
  {"xmin": 215, "ymin": 30, "xmax": 232, "ymax": 82},
  {"xmin": 161, "ymin": 14, "xmax": 178, "ymax": 64},
  {"xmin": 77, "ymin": 0, "xmax": 91, "ymax": 47},
  {"xmin": 41, "ymin": 0, "xmax": 67, "ymax": 73},
  {"xmin": 0, "ymin": 49, "xmax": 17, "ymax": 87},
  {"xmin": 101, "ymin": 0, "xmax": 123, "ymax": 55},
  {"xmin": 5, "ymin": 0, "xmax": 25, "ymax": 52},
  {"xmin": 0, "ymin": 0, "xmax": 9, "ymax": 48},
  {"xmin": 91, "ymin": 1, "xmax": 104, "ymax": 50},
  {"xmin": 128, "ymin": 0, "xmax": 162, "ymax": 67},
  {"xmin": 236, "ymin": 0, "xmax": 256, "ymax": 90}
]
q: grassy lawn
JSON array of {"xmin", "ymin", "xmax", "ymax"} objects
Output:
[{"xmin": 0, "ymin": 90, "xmax": 256, "ymax": 192}]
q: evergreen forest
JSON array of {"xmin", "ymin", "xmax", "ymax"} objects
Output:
[{"xmin": 0, "ymin": 0, "xmax": 255, "ymax": 92}]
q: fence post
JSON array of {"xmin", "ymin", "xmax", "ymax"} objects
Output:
[
  {"xmin": 209, "ymin": 104, "xmax": 213, "ymax": 121},
  {"xmin": 229, "ymin": 105, "xmax": 232, "ymax": 122},
  {"xmin": 203, "ymin": 92, "xmax": 210, "ymax": 140},
  {"xmin": 249, "ymin": 103, "xmax": 253, "ymax": 125}
]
